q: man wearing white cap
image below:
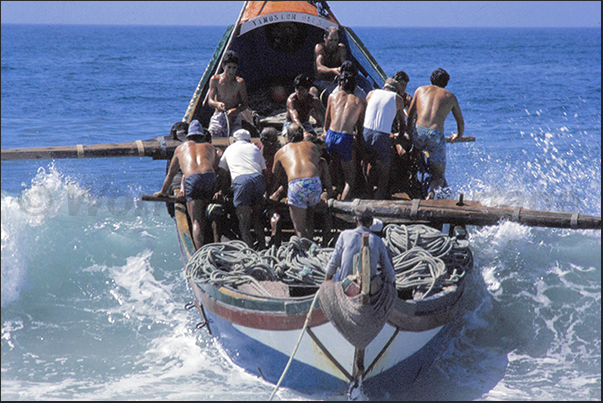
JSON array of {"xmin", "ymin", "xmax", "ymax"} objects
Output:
[
  {"xmin": 218, "ymin": 129, "xmax": 267, "ymax": 249},
  {"xmin": 155, "ymin": 120, "xmax": 218, "ymax": 250}
]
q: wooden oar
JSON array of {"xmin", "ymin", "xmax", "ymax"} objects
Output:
[
  {"xmin": 141, "ymin": 194, "xmax": 186, "ymax": 204},
  {"xmin": 446, "ymin": 135, "xmax": 474, "ymax": 143},
  {"xmin": 328, "ymin": 198, "xmax": 601, "ymax": 230},
  {"xmin": 1, "ymin": 136, "xmax": 181, "ymax": 161},
  {"xmin": 0, "ymin": 136, "xmax": 261, "ymax": 161}
]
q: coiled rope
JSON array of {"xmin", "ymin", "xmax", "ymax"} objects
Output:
[
  {"xmin": 382, "ymin": 224, "xmax": 471, "ymax": 299},
  {"xmin": 186, "ymin": 224, "xmax": 472, "ymax": 299}
]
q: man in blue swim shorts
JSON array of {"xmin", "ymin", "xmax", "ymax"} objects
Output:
[
  {"xmin": 408, "ymin": 68, "xmax": 465, "ymax": 197},
  {"xmin": 362, "ymin": 71, "xmax": 409, "ymax": 199},
  {"xmin": 323, "ymin": 71, "xmax": 366, "ymax": 200},
  {"xmin": 271, "ymin": 123, "xmax": 334, "ymax": 240},
  {"xmin": 155, "ymin": 120, "xmax": 219, "ymax": 249}
]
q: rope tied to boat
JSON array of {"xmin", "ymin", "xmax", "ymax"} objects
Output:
[{"xmin": 185, "ymin": 224, "xmax": 472, "ymax": 301}]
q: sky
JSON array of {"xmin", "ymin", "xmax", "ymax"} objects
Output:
[{"xmin": 1, "ymin": 1, "xmax": 601, "ymax": 28}]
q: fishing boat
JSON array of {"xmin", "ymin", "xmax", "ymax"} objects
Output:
[{"xmin": 1, "ymin": 0, "xmax": 600, "ymax": 398}]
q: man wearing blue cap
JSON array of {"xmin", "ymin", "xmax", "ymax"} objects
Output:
[{"xmin": 155, "ymin": 120, "xmax": 218, "ymax": 250}]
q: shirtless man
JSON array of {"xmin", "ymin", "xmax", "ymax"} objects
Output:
[
  {"xmin": 362, "ymin": 71, "xmax": 409, "ymax": 199},
  {"xmin": 310, "ymin": 26, "xmax": 347, "ymax": 100},
  {"xmin": 270, "ymin": 123, "xmax": 334, "ymax": 240},
  {"xmin": 155, "ymin": 120, "xmax": 218, "ymax": 250},
  {"xmin": 408, "ymin": 68, "xmax": 465, "ymax": 196},
  {"xmin": 283, "ymin": 74, "xmax": 323, "ymax": 139},
  {"xmin": 207, "ymin": 50, "xmax": 249, "ymax": 138},
  {"xmin": 323, "ymin": 71, "xmax": 366, "ymax": 200}
]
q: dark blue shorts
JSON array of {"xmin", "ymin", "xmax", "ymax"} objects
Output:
[
  {"xmin": 325, "ymin": 129, "xmax": 353, "ymax": 162},
  {"xmin": 184, "ymin": 172, "xmax": 216, "ymax": 202},
  {"xmin": 232, "ymin": 173, "xmax": 265, "ymax": 207},
  {"xmin": 362, "ymin": 128, "xmax": 391, "ymax": 163}
]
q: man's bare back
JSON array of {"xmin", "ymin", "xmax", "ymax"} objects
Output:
[
  {"xmin": 409, "ymin": 85, "xmax": 464, "ymax": 138},
  {"xmin": 324, "ymin": 90, "xmax": 365, "ymax": 134},
  {"xmin": 174, "ymin": 141, "xmax": 218, "ymax": 177},
  {"xmin": 273, "ymin": 141, "xmax": 322, "ymax": 182}
]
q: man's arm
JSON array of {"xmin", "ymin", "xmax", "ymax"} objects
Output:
[
  {"xmin": 310, "ymin": 95, "xmax": 324, "ymax": 127},
  {"xmin": 155, "ymin": 148, "xmax": 181, "ymax": 196},
  {"xmin": 355, "ymin": 99, "xmax": 366, "ymax": 137},
  {"xmin": 325, "ymin": 235, "xmax": 344, "ymax": 280},
  {"xmin": 269, "ymin": 152, "xmax": 286, "ymax": 201},
  {"xmin": 395, "ymin": 94, "xmax": 407, "ymax": 135},
  {"xmin": 286, "ymin": 95, "xmax": 306, "ymax": 128},
  {"xmin": 315, "ymin": 44, "xmax": 341, "ymax": 80},
  {"xmin": 450, "ymin": 95, "xmax": 465, "ymax": 142},
  {"xmin": 407, "ymin": 90, "xmax": 419, "ymax": 135},
  {"xmin": 318, "ymin": 157, "xmax": 335, "ymax": 199},
  {"xmin": 323, "ymin": 95, "xmax": 333, "ymax": 134},
  {"xmin": 227, "ymin": 79, "xmax": 249, "ymax": 119},
  {"xmin": 207, "ymin": 76, "xmax": 225, "ymax": 112}
]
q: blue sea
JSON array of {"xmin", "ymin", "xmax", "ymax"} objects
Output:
[{"xmin": 1, "ymin": 24, "xmax": 600, "ymax": 401}]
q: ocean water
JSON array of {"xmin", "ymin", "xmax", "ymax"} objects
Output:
[{"xmin": 1, "ymin": 24, "xmax": 600, "ymax": 401}]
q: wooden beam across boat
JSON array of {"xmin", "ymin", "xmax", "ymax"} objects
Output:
[
  {"xmin": 328, "ymin": 198, "xmax": 601, "ymax": 230},
  {"xmin": 0, "ymin": 136, "xmax": 264, "ymax": 161}
]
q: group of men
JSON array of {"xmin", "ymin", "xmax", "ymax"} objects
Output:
[{"xmin": 155, "ymin": 26, "xmax": 466, "ymax": 255}]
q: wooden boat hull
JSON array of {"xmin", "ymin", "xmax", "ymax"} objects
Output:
[
  {"xmin": 170, "ymin": 1, "xmax": 471, "ymax": 394},
  {"xmin": 187, "ymin": 276, "xmax": 461, "ymax": 393},
  {"xmin": 176, "ymin": 197, "xmax": 468, "ymax": 393}
]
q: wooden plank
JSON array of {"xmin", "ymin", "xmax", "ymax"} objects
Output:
[
  {"xmin": 141, "ymin": 194, "xmax": 186, "ymax": 203},
  {"xmin": 328, "ymin": 199, "xmax": 601, "ymax": 230},
  {"xmin": 1, "ymin": 136, "xmax": 182, "ymax": 161}
]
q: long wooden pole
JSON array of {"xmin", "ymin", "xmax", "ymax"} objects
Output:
[
  {"xmin": 328, "ymin": 198, "xmax": 601, "ymax": 230},
  {"xmin": 0, "ymin": 136, "xmax": 259, "ymax": 161},
  {"xmin": 140, "ymin": 194, "xmax": 600, "ymax": 230}
]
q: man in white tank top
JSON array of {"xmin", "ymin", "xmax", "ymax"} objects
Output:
[{"xmin": 362, "ymin": 71, "xmax": 409, "ymax": 199}]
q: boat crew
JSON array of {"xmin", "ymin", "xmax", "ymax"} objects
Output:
[
  {"xmin": 283, "ymin": 74, "xmax": 323, "ymax": 139},
  {"xmin": 207, "ymin": 50, "xmax": 249, "ymax": 138},
  {"xmin": 361, "ymin": 71, "xmax": 409, "ymax": 200},
  {"xmin": 154, "ymin": 120, "xmax": 219, "ymax": 250},
  {"xmin": 270, "ymin": 123, "xmax": 334, "ymax": 241},
  {"xmin": 310, "ymin": 26, "xmax": 347, "ymax": 101},
  {"xmin": 408, "ymin": 68, "xmax": 465, "ymax": 198},
  {"xmin": 325, "ymin": 207, "xmax": 395, "ymax": 286},
  {"xmin": 218, "ymin": 129, "xmax": 267, "ymax": 249},
  {"xmin": 323, "ymin": 71, "xmax": 366, "ymax": 200}
]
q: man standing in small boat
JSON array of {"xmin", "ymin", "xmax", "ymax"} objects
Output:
[
  {"xmin": 154, "ymin": 120, "xmax": 218, "ymax": 250},
  {"xmin": 325, "ymin": 207, "xmax": 395, "ymax": 285},
  {"xmin": 207, "ymin": 50, "xmax": 249, "ymax": 138},
  {"xmin": 218, "ymin": 129, "xmax": 267, "ymax": 250},
  {"xmin": 270, "ymin": 123, "xmax": 334, "ymax": 241},
  {"xmin": 283, "ymin": 74, "xmax": 323, "ymax": 139},
  {"xmin": 311, "ymin": 26, "xmax": 347, "ymax": 100},
  {"xmin": 408, "ymin": 68, "xmax": 465, "ymax": 197},
  {"xmin": 323, "ymin": 71, "xmax": 366, "ymax": 200},
  {"xmin": 361, "ymin": 71, "xmax": 409, "ymax": 200}
]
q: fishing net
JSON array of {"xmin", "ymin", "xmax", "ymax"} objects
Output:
[{"xmin": 317, "ymin": 280, "xmax": 397, "ymax": 349}]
